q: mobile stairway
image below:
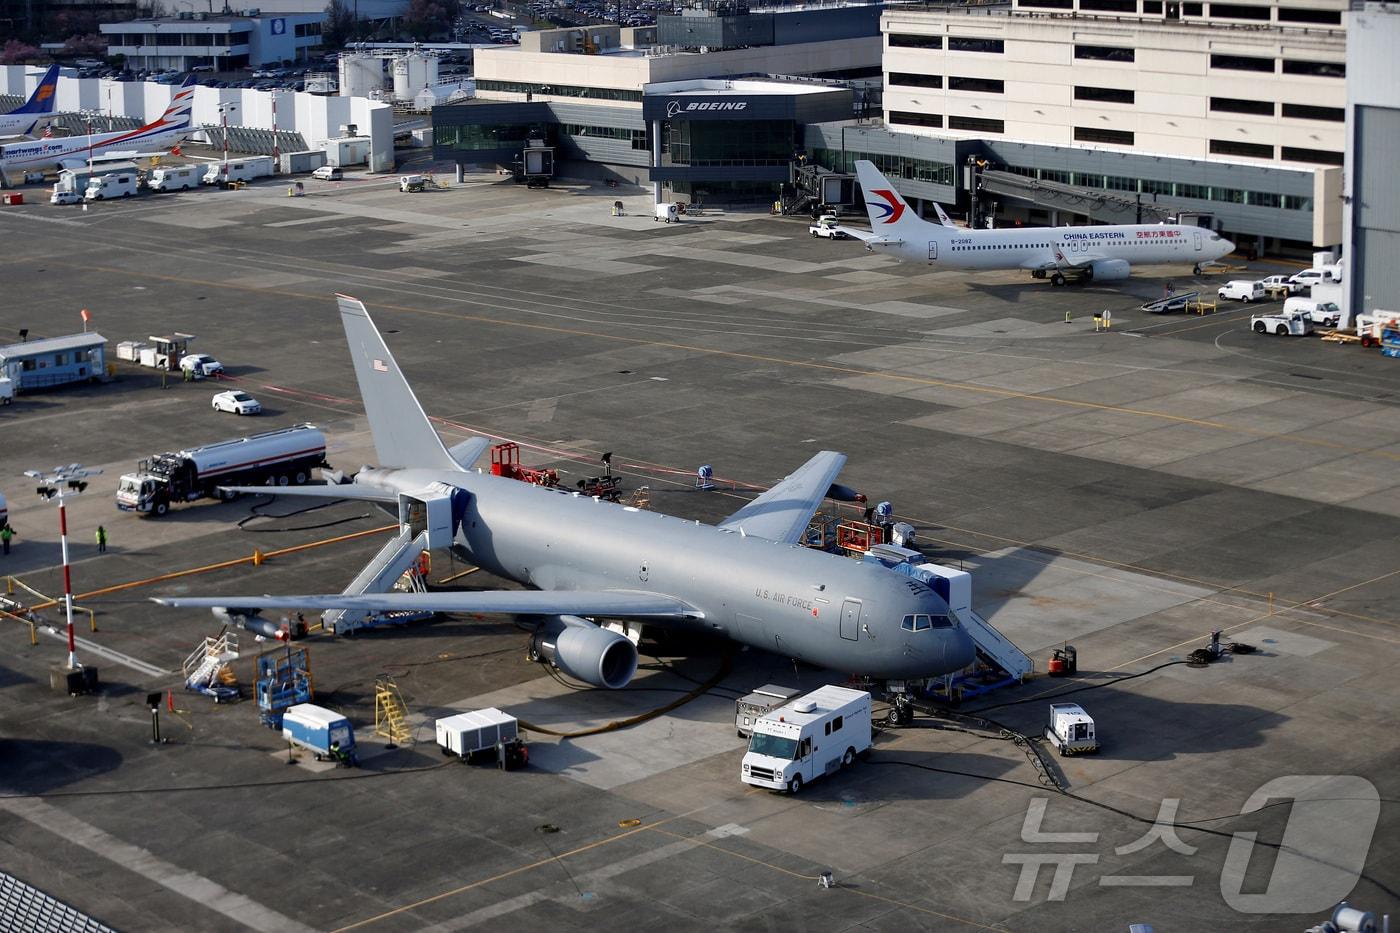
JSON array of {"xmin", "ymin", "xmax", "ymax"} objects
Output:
[
  {"xmin": 864, "ymin": 545, "xmax": 1033, "ymax": 686},
  {"xmin": 182, "ymin": 631, "xmax": 240, "ymax": 702},
  {"xmin": 322, "ymin": 527, "xmax": 433, "ymax": 634}
]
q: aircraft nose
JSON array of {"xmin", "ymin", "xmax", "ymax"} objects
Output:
[
  {"xmin": 945, "ymin": 625, "xmax": 976, "ymax": 671},
  {"xmin": 1220, "ymin": 237, "xmax": 1236, "ymax": 258}
]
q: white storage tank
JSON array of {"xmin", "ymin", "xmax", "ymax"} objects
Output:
[
  {"xmin": 338, "ymin": 53, "xmax": 383, "ymax": 98},
  {"xmin": 392, "ymin": 52, "xmax": 438, "ymax": 101}
]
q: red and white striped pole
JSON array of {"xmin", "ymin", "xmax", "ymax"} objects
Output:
[
  {"xmin": 23, "ymin": 465, "xmax": 99, "ymax": 671},
  {"xmin": 58, "ymin": 493, "xmax": 77, "ymax": 669}
]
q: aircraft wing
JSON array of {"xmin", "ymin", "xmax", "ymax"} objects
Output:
[
  {"xmin": 216, "ymin": 483, "xmax": 399, "ymax": 503},
  {"xmin": 836, "ymin": 226, "xmax": 880, "ymax": 242},
  {"xmin": 153, "ymin": 589, "xmax": 702, "ymax": 620},
  {"xmin": 718, "ymin": 450, "xmax": 847, "ymax": 545},
  {"xmin": 56, "ymin": 149, "xmax": 183, "ymax": 170},
  {"xmin": 1030, "ymin": 249, "xmax": 1113, "ymax": 272}
]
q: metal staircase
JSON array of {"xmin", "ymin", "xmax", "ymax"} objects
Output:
[
  {"xmin": 182, "ymin": 631, "xmax": 240, "ymax": 701},
  {"xmin": 323, "ymin": 528, "xmax": 432, "ymax": 634},
  {"xmin": 374, "ymin": 676, "xmax": 413, "ymax": 747},
  {"xmin": 915, "ymin": 562, "xmax": 1033, "ymax": 681}
]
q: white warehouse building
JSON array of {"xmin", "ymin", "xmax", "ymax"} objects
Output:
[{"xmin": 0, "ymin": 67, "xmax": 394, "ymax": 173}]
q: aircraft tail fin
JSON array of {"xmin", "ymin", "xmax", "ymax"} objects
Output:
[
  {"xmin": 11, "ymin": 65, "xmax": 59, "ymax": 115},
  {"xmin": 854, "ymin": 160, "xmax": 932, "ymax": 238},
  {"xmin": 931, "ymin": 201, "xmax": 958, "ymax": 228},
  {"xmin": 337, "ymin": 295, "xmax": 462, "ymax": 471},
  {"xmin": 141, "ymin": 79, "xmax": 197, "ymax": 133}
]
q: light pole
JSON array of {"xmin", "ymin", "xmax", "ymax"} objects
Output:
[
  {"xmin": 23, "ymin": 464, "xmax": 102, "ymax": 671},
  {"xmin": 217, "ymin": 101, "xmax": 237, "ymax": 171}
]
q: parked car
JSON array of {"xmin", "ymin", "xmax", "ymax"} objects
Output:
[
  {"xmin": 1258, "ymin": 274, "xmax": 1302, "ymax": 295},
  {"xmin": 50, "ymin": 189, "xmax": 82, "ymax": 205},
  {"xmin": 212, "ymin": 390, "xmax": 261, "ymax": 415},
  {"xmin": 312, "ymin": 165, "xmax": 343, "ymax": 181},
  {"xmin": 180, "ymin": 353, "xmax": 224, "ymax": 377},
  {"xmin": 1218, "ymin": 280, "xmax": 1265, "ymax": 302}
]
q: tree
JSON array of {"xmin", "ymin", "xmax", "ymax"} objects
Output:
[
  {"xmin": 402, "ymin": 0, "xmax": 460, "ymax": 40},
  {"xmin": 323, "ymin": 0, "xmax": 357, "ymax": 47},
  {"xmin": 0, "ymin": 40, "xmax": 42, "ymax": 65}
]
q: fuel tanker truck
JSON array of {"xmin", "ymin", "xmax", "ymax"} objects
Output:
[{"xmin": 116, "ymin": 423, "xmax": 328, "ymax": 516}]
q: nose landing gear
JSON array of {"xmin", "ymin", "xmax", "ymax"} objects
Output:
[{"xmin": 885, "ymin": 692, "xmax": 915, "ymax": 727}]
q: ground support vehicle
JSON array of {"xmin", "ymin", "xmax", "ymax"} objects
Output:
[
  {"xmin": 741, "ymin": 685, "xmax": 871, "ymax": 793},
  {"xmin": 115, "ymin": 424, "xmax": 326, "ymax": 515}
]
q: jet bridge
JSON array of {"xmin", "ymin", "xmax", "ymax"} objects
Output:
[
  {"xmin": 974, "ymin": 167, "xmax": 1179, "ymax": 227},
  {"xmin": 322, "ymin": 483, "xmax": 462, "ymax": 634}
]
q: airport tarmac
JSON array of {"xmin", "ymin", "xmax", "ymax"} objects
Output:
[{"xmin": 0, "ymin": 174, "xmax": 1397, "ymax": 931}]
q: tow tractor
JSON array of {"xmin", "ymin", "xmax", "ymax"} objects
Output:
[
  {"xmin": 1044, "ymin": 703, "xmax": 1098, "ymax": 756},
  {"xmin": 489, "ymin": 442, "xmax": 559, "ymax": 487},
  {"xmin": 1251, "ymin": 309, "xmax": 1313, "ymax": 337}
]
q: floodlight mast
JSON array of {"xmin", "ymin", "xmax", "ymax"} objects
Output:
[{"xmin": 24, "ymin": 465, "xmax": 102, "ymax": 670}]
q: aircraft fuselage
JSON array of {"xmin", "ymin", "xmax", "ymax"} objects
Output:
[{"xmin": 365, "ymin": 466, "xmax": 977, "ymax": 682}]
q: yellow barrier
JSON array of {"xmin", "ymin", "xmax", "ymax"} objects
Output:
[
  {"xmin": 3, "ymin": 577, "xmax": 96, "ymax": 629},
  {"xmin": 0, "ymin": 608, "xmax": 37, "ymax": 645},
  {"xmin": 17, "ymin": 524, "xmax": 397, "ymax": 610}
]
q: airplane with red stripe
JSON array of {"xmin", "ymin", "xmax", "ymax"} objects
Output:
[
  {"xmin": 0, "ymin": 77, "xmax": 197, "ymax": 180},
  {"xmin": 847, "ymin": 160, "xmax": 1236, "ymax": 286}
]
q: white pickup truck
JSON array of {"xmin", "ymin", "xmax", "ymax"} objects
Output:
[
  {"xmin": 1251, "ymin": 309, "xmax": 1314, "ymax": 336},
  {"xmin": 808, "ymin": 214, "xmax": 847, "ymax": 239}
]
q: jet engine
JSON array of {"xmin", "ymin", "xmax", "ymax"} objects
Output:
[
  {"xmin": 1087, "ymin": 259, "xmax": 1131, "ymax": 282},
  {"xmin": 531, "ymin": 616, "xmax": 638, "ymax": 689}
]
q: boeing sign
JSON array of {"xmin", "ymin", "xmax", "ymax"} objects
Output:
[{"xmin": 664, "ymin": 99, "xmax": 750, "ymax": 118}]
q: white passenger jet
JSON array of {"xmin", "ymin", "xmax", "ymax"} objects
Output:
[
  {"xmin": 850, "ymin": 161, "xmax": 1235, "ymax": 285},
  {"xmin": 0, "ymin": 65, "xmax": 61, "ymax": 139},
  {"xmin": 0, "ymin": 77, "xmax": 196, "ymax": 179}
]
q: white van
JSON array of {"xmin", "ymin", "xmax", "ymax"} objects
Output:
[
  {"xmin": 202, "ymin": 156, "xmax": 275, "ymax": 186},
  {"xmin": 1283, "ymin": 297, "xmax": 1341, "ymax": 326},
  {"xmin": 84, "ymin": 173, "xmax": 138, "ymax": 200},
  {"xmin": 741, "ymin": 685, "xmax": 872, "ymax": 794},
  {"xmin": 149, "ymin": 165, "xmax": 204, "ymax": 192},
  {"xmin": 1218, "ymin": 279, "xmax": 1265, "ymax": 302}
]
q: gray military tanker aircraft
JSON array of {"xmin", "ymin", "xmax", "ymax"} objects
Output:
[{"xmin": 155, "ymin": 296, "xmax": 976, "ymax": 691}]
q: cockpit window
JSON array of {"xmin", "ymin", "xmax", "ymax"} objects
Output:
[{"xmin": 902, "ymin": 613, "xmax": 954, "ymax": 632}]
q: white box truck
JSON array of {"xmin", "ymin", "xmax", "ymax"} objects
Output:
[
  {"xmin": 84, "ymin": 172, "xmax": 138, "ymax": 200},
  {"xmin": 202, "ymin": 156, "xmax": 275, "ymax": 187},
  {"xmin": 115, "ymin": 423, "xmax": 327, "ymax": 516},
  {"xmin": 741, "ymin": 685, "xmax": 871, "ymax": 793},
  {"xmin": 282, "ymin": 704, "xmax": 356, "ymax": 764},
  {"xmin": 435, "ymin": 708, "xmax": 526, "ymax": 768},
  {"xmin": 148, "ymin": 164, "xmax": 204, "ymax": 192}
]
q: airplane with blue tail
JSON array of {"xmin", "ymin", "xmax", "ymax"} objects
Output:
[{"xmin": 0, "ymin": 65, "xmax": 62, "ymax": 139}]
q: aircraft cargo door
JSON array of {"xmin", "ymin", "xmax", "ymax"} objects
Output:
[
  {"xmin": 928, "ymin": 241, "xmax": 937, "ymax": 262},
  {"xmin": 840, "ymin": 599, "xmax": 861, "ymax": 641}
]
